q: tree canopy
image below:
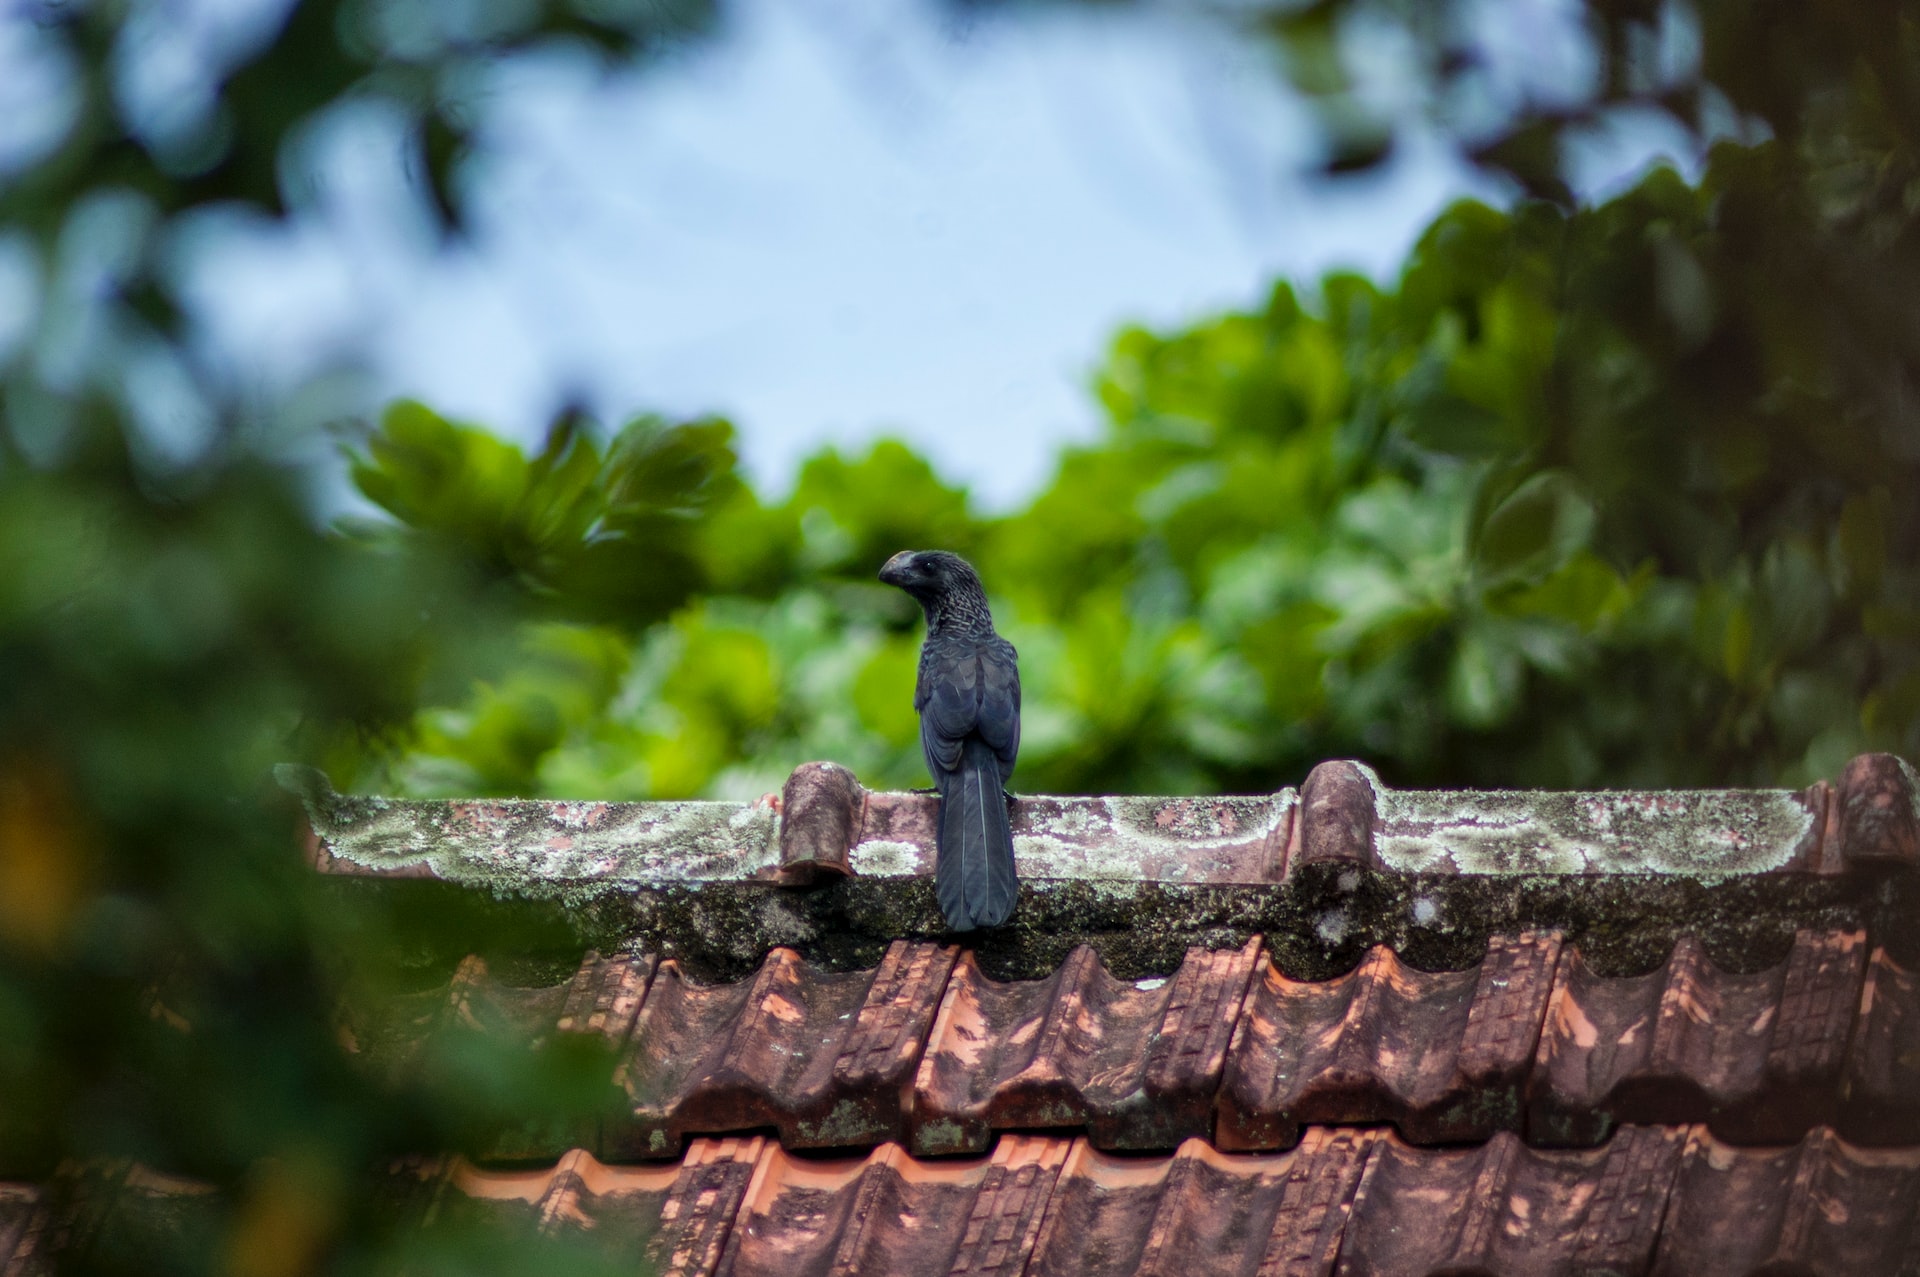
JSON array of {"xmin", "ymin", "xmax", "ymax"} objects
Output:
[{"xmin": 354, "ymin": 163, "xmax": 1920, "ymax": 803}]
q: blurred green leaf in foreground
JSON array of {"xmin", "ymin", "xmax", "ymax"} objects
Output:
[{"xmin": 0, "ymin": 0, "xmax": 724, "ymax": 1271}]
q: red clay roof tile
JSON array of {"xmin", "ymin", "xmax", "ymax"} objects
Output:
[
  {"xmin": 774, "ymin": 762, "xmax": 862, "ymax": 884},
  {"xmin": 345, "ymin": 950, "xmax": 653, "ymax": 1080},
  {"xmin": 13, "ymin": 1125, "xmax": 1920, "ymax": 1276},
  {"xmin": 389, "ymin": 1137, "xmax": 763, "ymax": 1275},
  {"xmin": 20, "ymin": 757, "xmax": 1920, "ymax": 1274},
  {"xmin": 1216, "ymin": 932, "xmax": 1561, "ymax": 1149},
  {"xmin": 1835, "ymin": 753, "xmax": 1920, "ymax": 869},
  {"xmin": 714, "ymin": 1135, "xmax": 1066, "ymax": 1276},
  {"xmin": 911, "ymin": 940, "xmax": 1263, "ymax": 1155},
  {"xmin": 1338, "ymin": 1125, "xmax": 1686, "ymax": 1277},
  {"xmin": 347, "ymin": 928, "xmax": 1917, "ymax": 1159},
  {"xmin": 2, "ymin": 1163, "xmax": 220, "ymax": 1277},
  {"xmin": 1651, "ymin": 1126, "xmax": 1920, "ymax": 1276},
  {"xmin": 0, "ymin": 1183, "xmax": 47, "ymax": 1276},
  {"xmin": 1844, "ymin": 944, "xmax": 1920, "ymax": 1145},
  {"xmin": 341, "ymin": 949, "xmax": 655, "ymax": 1160},
  {"xmin": 1026, "ymin": 1130, "xmax": 1374, "ymax": 1277},
  {"xmin": 1527, "ymin": 930, "xmax": 1891, "ymax": 1145},
  {"xmin": 614, "ymin": 941, "xmax": 956, "ymax": 1159}
]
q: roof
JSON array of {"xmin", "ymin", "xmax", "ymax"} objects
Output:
[{"xmin": 7, "ymin": 753, "xmax": 1920, "ymax": 1274}]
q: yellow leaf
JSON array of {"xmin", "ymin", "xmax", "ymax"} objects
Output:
[{"xmin": 0, "ymin": 760, "xmax": 92, "ymax": 955}]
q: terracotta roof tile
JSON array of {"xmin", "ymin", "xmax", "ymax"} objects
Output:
[
  {"xmin": 614, "ymin": 941, "xmax": 956, "ymax": 1158},
  {"xmin": 1339, "ymin": 1125, "xmax": 1686, "ymax": 1276},
  {"xmin": 1216, "ymin": 932, "xmax": 1561, "ymax": 1149},
  {"xmin": 14, "ymin": 1125, "xmax": 1920, "ymax": 1275},
  {"xmin": 1026, "ymin": 1130, "xmax": 1373, "ymax": 1277},
  {"xmin": 910, "ymin": 940, "xmax": 1262, "ymax": 1155},
  {"xmin": 556, "ymin": 949, "xmax": 654, "ymax": 1042},
  {"xmin": 1288, "ymin": 759, "xmax": 1376, "ymax": 872},
  {"xmin": 0, "ymin": 1164, "xmax": 221, "ymax": 1277},
  {"xmin": 388, "ymin": 1137, "xmax": 763, "ymax": 1275},
  {"xmin": 774, "ymin": 762, "xmax": 862, "ymax": 884},
  {"xmin": 651, "ymin": 1137, "xmax": 770, "ymax": 1273},
  {"xmin": 1652, "ymin": 1126, "xmax": 1920, "ymax": 1276},
  {"xmin": 340, "ymin": 949, "xmax": 655, "ymax": 1160},
  {"xmin": 345, "ymin": 949, "xmax": 653, "ymax": 1079},
  {"xmin": 714, "ymin": 1135, "xmax": 1066, "ymax": 1276},
  {"xmin": 1844, "ymin": 944, "xmax": 1920, "ymax": 1145},
  {"xmin": 1834, "ymin": 752, "xmax": 1920, "ymax": 869},
  {"xmin": 0, "ymin": 1184, "xmax": 47, "ymax": 1277},
  {"xmin": 1528, "ymin": 929, "xmax": 1891, "ymax": 1145},
  {"xmin": 346, "ymin": 927, "xmax": 1917, "ymax": 1158},
  {"xmin": 425, "ymin": 1150, "xmax": 682, "ymax": 1247}
]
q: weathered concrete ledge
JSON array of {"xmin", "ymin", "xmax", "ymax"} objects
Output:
[{"xmin": 283, "ymin": 755, "xmax": 1920, "ymax": 981}]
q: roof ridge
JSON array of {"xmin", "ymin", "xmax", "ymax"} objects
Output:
[
  {"xmin": 290, "ymin": 751, "xmax": 1920, "ymax": 887},
  {"xmin": 292, "ymin": 753, "xmax": 1920, "ymax": 983}
]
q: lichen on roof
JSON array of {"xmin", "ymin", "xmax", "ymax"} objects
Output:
[
  {"xmin": 278, "ymin": 764, "xmax": 778, "ymax": 898},
  {"xmin": 1009, "ymin": 793, "xmax": 1289, "ymax": 883},
  {"xmin": 1362, "ymin": 763, "xmax": 1816, "ymax": 878}
]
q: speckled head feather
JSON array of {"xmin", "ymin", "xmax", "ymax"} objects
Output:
[{"xmin": 878, "ymin": 550, "xmax": 994, "ymax": 635}]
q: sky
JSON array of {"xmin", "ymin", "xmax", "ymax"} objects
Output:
[{"xmin": 19, "ymin": 0, "xmax": 1702, "ymax": 509}]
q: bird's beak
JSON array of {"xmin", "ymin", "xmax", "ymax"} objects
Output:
[{"xmin": 878, "ymin": 551, "xmax": 915, "ymax": 586}]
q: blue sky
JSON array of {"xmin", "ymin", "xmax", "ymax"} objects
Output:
[{"xmin": 108, "ymin": 0, "xmax": 1697, "ymax": 507}]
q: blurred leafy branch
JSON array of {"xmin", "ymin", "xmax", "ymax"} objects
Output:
[
  {"xmin": 0, "ymin": 2, "xmax": 735, "ymax": 1272},
  {"xmin": 2, "ymin": 0, "xmax": 1919, "ymax": 1272}
]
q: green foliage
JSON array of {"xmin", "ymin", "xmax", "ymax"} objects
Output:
[
  {"xmin": 787, "ymin": 441, "xmax": 979, "ymax": 579},
  {"xmin": 349, "ymin": 401, "xmax": 742, "ymax": 627},
  {"xmin": 370, "ymin": 167, "xmax": 1920, "ymax": 800}
]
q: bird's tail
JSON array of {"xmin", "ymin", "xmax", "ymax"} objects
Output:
[{"xmin": 936, "ymin": 737, "xmax": 1018, "ymax": 930}]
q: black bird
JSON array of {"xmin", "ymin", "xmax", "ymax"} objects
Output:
[{"xmin": 878, "ymin": 550, "xmax": 1020, "ymax": 930}]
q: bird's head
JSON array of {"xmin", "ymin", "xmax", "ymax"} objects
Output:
[{"xmin": 879, "ymin": 549, "xmax": 982, "ymax": 608}]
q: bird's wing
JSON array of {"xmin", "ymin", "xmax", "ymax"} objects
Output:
[
  {"xmin": 919, "ymin": 644, "xmax": 979, "ymax": 776},
  {"xmin": 976, "ymin": 639, "xmax": 1020, "ymax": 778},
  {"xmin": 920, "ymin": 638, "xmax": 1021, "ymax": 779}
]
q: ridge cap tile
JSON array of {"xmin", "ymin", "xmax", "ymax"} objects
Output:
[
  {"xmin": 295, "ymin": 751, "xmax": 1920, "ymax": 889},
  {"xmin": 1836, "ymin": 752, "xmax": 1920, "ymax": 868}
]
